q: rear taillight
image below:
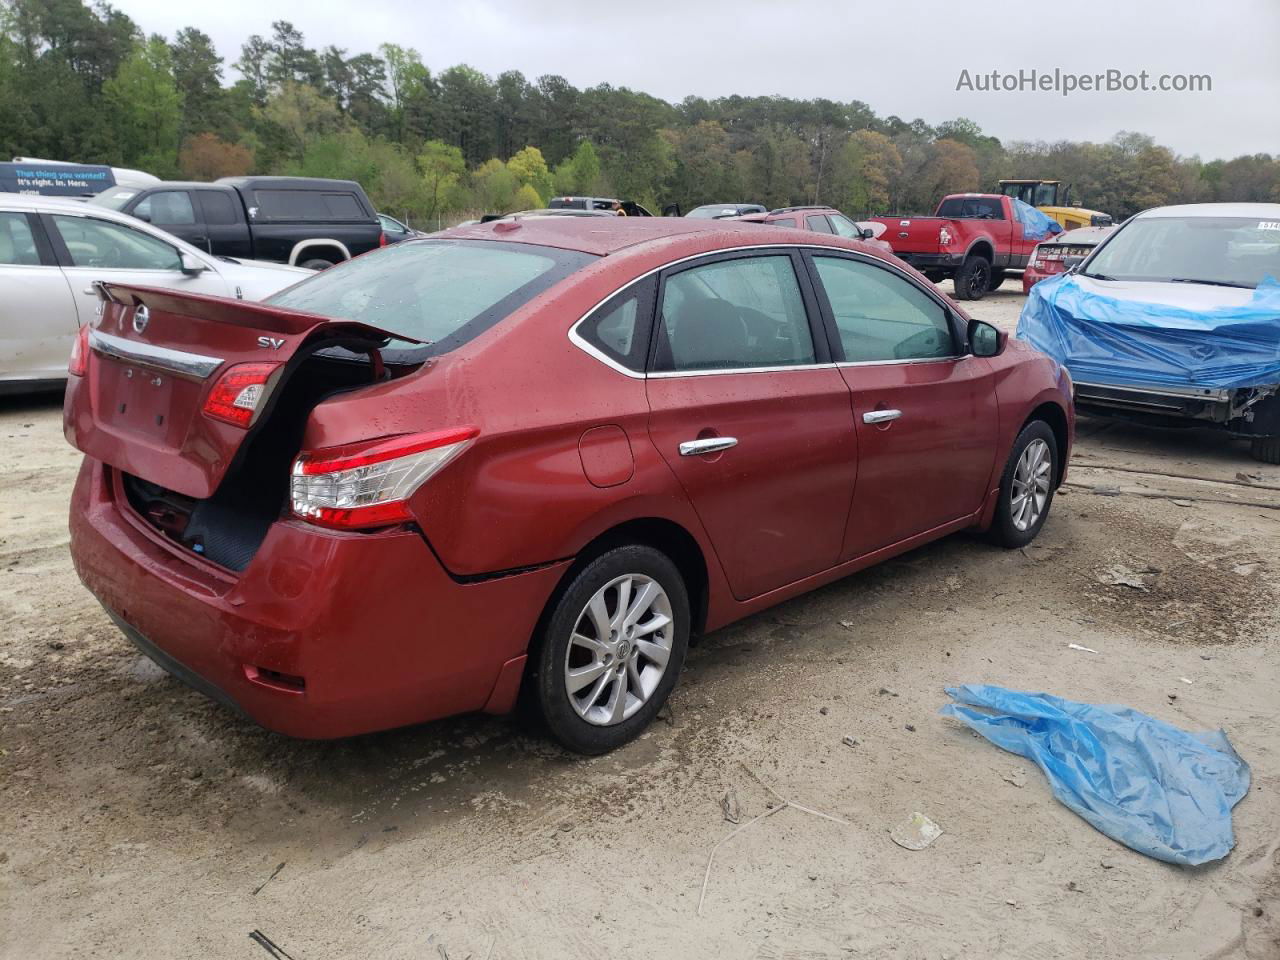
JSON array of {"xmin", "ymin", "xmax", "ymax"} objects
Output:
[
  {"xmin": 938, "ymin": 227, "xmax": 953, "ymax": 246},
  {"xmin": 202, "ymin": 362, "xmax": 281, "ymax": 428},
  {"xmin": 290, "ymin": 427, "xmax": 478, "ymax": 530},
  {"xmin": 68, "ymin": 324, "xmax": 90, "ymax": 376},
  {"xmin": 379, "ymin": 231, "xmax": 388, "ymax": 247}
]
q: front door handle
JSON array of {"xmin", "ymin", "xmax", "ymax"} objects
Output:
[
  {"xmin": 679, "ymin": 437, "xmax": 738, "ymax": 457},
  {"xmin": 862, "ymin": 409, "xmax": 902, "ymax": 424}
]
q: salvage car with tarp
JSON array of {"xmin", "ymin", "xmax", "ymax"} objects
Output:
[{"xmin": 1017, "ymin": 203, "xmax": 1280, "ymax": 463}]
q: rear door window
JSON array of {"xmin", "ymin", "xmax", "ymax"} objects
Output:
[
  {"xmin": 813, "ymin": 255, "xmax": 955, "ymax": 362},
  {"xmin": 654, "ymin": 254, "xmax": 815, "ymax": 371},
  {"xmin": 51, "ymin": 214, "xmax": 181, "ymax": 270},
  {"xmin": 266, "ymin": 239, "xmax": 595, "ymax": 352},
  {"xmin": 199, "ymin": 191, "xmax": 240, "ymax": 225}
]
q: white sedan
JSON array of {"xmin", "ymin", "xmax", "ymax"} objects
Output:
[{"xmin": 0, "ymin": 194, "xmax": 312, "ymax": 393}]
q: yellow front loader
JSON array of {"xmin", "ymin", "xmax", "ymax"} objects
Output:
[{"xmin": 999, "ymin": 180, "xmax": 1113, "ymax": 230}]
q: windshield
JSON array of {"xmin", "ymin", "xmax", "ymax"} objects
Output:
[
  {"xmin": 1083, "ymin": 216, "xmax": 1280, "ymax": 288},
  {"xmin": 265, "ymin": 239, "xmax": 596, "ymax": 352},
  {"xmin": 88, "ymin": 186, "xmax": 141, "ymax": 211}
]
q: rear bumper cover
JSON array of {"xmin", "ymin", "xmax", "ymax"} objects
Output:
[{"xmin": 69, "ymin": 458, "xmax": 569, "ymax": 739}]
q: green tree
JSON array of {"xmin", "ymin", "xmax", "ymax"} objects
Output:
[
  {"xmin": 552, "ymin": 140, "xmax": 603, "ymax": 196},
  {"xmin": 103, "ymin": 35, "xmax": 182, "ymax": 174},
  {"xmin": 506, "ymin": 145, "xmax": 553, "ymax": 204},
  {"xmin": 170, "ymin": 27, "xmax": 224, "ymax": 138},
  {"xmin": 417, "ymin": 139, "xmax": 465, "ymax": 225}
]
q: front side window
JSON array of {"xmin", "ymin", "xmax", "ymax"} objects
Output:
[
  {"xmin": 52, "ymin": 215, "xmax": 181, "ymax": 270},
  {"xmin": 655, "ymin": 255, "xmax": 815, "ymax": 371},
  {"xmin": 814, "ymin": 256, "xmax": 956, "ymax": 362},
  {"xmin": 806, "ymin": 215, "xmax": 834, "ymax": 233},
  {"xmin": 0, "ymin": 212, "xmax": 40, "ymax": 265},
  {"xmin": 266, "ymin": 239, "xmax": 595, "ymax": 351},
  {"xmin": 134, "ymin": 190, "xmax": 196, "ymax": 225},
  {"xmin": 828, "ymin": 214, "xmax": 862, "ymax": 239}
]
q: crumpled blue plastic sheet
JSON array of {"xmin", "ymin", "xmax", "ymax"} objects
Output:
[
  {"xmin": 940, "ymin": 685, "xmax": 1250, "ymax": 866},
  {"xmin": 1018, "ymin": 273, "xmax": 1280, "ymax": 389},
  {"xmin": 1011, "ymin": 198, "xmax": 1063, "ymax": 242}
]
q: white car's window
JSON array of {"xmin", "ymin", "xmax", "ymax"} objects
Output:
[
  {"xmin": 0, "ymin": 212, "xmax": 41, "ymax": 266},
  {"xmin": 135, "ymin": 190, "xmax": 196, "ymax": 225},
  {"xmin": 814, "ymin": 256, "xmax": 955, "ymax": 362},
  {"xmin": 52, "ymin": 215, "xmax": 182, "ymax": 271},
  {"xmin": 656, "ymin": 255, "xmax": 815, "ymax": 371}
]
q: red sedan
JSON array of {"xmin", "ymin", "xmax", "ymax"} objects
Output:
[{"xmin": 65, "ymin": 217, "xmax": 1073, "ymax": 754}]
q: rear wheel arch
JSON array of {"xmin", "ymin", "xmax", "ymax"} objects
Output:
[
  {"xmin": 966, "ymin": 239, "xmax": 994, "ymax": 263},
  {"xmin": 288, "ymin": 239, "xmax": 351, "ymax": 267}
]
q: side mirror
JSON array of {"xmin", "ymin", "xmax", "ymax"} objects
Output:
[
  {"xmin": 969, "ymin": 319, "xmax": 1006, "ymax": 358},
  {"xmin": 859, "ymin": 226, "xmax": 875, "ymax": 240},
  {"xmin": 179, "ymin": 252, "xmax": 207, "ymax": 276}
]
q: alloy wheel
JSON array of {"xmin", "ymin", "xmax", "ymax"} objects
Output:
[
  {"xmin": 1011, "ymin": 438, "xmax": 1052, "ymax": 531},
  {"xmin": 564, "ymin": 574, "xmax": 673, "ymax": 726}
]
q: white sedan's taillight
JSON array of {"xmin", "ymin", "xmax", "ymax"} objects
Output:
[{"xmin": 290, "ymin": 427, "xmax": 478, "ymax": 530}]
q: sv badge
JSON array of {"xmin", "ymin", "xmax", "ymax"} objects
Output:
[{"xmin": 257, "ymin": 336, "xmax": 285, "ymax": 350}]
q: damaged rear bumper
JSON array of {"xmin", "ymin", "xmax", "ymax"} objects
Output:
[{"xmin": 69, "ymin": 457, "xmax": 570, "ymax": 738}]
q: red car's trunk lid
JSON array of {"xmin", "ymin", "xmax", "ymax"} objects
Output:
[{"xmin": 64, "ymin": 283, "xmax": 414, "ymax": 499}]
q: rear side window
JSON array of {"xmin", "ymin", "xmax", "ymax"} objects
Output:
[
  {"xmin": 577, "ymin": 277, "xmax": 656, "ymax": 372},
  {"xmin": 806, "ymin": 215, "xmax": 834, "ymax": 233},
  {"xmin": 0, "ymin": 212, "xmax": 40, "ymax": 265},
  {"xmin": 769, "ymin": 217, "xmax": 797, "ymax": 228},
  {"xmin": 199, "ymin": 191, "xmax": 239, "ymax": 225},
  {"xmin": 251, "ymin": 189, "xmax": 368, "ymax": 222},
  {"xmin": 813, "ymin": 256, "xmax": 955, "ymax": 362},
  {"xmin": 654, "ymin": 255, "xmax": 815, "ymax": 372},
  {"xmin": 266, "ymin": 239, "xmax": 596, "ymax": 352}
]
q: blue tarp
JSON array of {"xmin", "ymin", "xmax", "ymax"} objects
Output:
[
  {"xmin": 1018, "ymin": 273, "xmax": 1280, "ymax": 389},
  {"xmin": 940, "ymin": 685, "xmax": 1250, "ymax": 866},
  {"xmin": 1011, "ymin": 198, "xmax": 1063, "ymax": 242}
]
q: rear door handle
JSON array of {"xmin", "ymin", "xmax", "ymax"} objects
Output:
[
  {"xmin": 862, "ymin": 409, "xmax": 902, "ymax": 424},
  {"xmin": 679, "ymin": 437, "xmax": 738, "ymax": 456}
]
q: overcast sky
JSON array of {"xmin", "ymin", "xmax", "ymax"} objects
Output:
[{"xmin": 114, "ymin": 0, "xmax": 1279, "ymax": 159}]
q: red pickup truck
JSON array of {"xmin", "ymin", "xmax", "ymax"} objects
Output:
[{"xmin": 869, "ymin": 194, "xmax": 1051, "ymax": 300}]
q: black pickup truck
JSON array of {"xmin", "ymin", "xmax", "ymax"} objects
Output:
[{"xmin": 89, "ymin": 176, "xmax": 383, "ymax": 269}]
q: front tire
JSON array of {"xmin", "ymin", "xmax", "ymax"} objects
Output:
[
  {"xmin": 953, "ymin": 256, "xmax": 992, "ymax": 301},
  {"xmin": 990, "ymin": 421, "xmax": 1058, "ymax": 548},
  {"xmin": 533, "ymin": 545, "xmax": 690, "ymax": 755},
  {"xmin": 1250, "ymin": 436, "xmax": 1280, "ymax": 464}
]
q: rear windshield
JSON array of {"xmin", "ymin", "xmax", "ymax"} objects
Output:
[
  {"xmin": 251, "ymin": 189, "xmax": 370, "ymax": 222},
  {"xmin": 935, "ymin": 197, "xmax": 1004, "ymax": 220},
  {"xmin": 1083, "ymin": 217, "xmax": 1280, "ymax": 289},
  {"xmin": 265, "ymin": 239, "xmax": 597, "ymax": 353}
]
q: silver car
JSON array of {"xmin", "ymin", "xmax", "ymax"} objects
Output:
[{"xmin": 0, "ymin": 194, "xmax": 311, "ymax": 393}]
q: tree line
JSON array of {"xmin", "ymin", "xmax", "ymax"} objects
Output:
[{"xmin": 2, "ymin": 1, "xmax": 1277, "ymax": 229}]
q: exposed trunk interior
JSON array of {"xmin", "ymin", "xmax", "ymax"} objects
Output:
[{"xmin": 122, "ymin": 343, "xmax": 418, "ymax": 571}]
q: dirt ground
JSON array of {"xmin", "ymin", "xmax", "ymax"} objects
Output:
[{"xmin": 3, "ymin": 281, "xmax": 1279, "ymax": 960}]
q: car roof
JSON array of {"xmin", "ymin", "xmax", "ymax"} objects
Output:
[
  {"xmin": 1133, "ymin": 203, "xmax": 1280, "ymax": 219},
  {"xmin": 0, "ymin": 193, "xmax": 113, "ymax": 213}
]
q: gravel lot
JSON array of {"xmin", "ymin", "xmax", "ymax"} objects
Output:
[{"xmin": 3, "ymin": 281, "xmax": 1278, "ymax": 959}]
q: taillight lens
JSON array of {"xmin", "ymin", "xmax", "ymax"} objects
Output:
[
  {"xmin": 68, "ymin": 324, "xmax": 91, "ymax": 376},
  {"xmin": 938, "ymin": 226, "xmax": 953, "ymax": 246},
  {"xmin": 379, "ymin": 231, "xmax": 388, "ymax": 247},
  {"xmin": 202, "ymin": 362, "xmax": 281, "ymax": 428},
  {"xmin": 290, "ymin": 427, "xmax": 478, "ymax": 530}
]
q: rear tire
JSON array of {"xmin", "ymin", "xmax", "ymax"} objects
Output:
[
  {"xmin": 953, "ymin": 256, "xmax": 992, "ymax": 301},
  {"xmin": 533, "ymin": 545, "xmax": 689, "ymax": 755},
  {"xmin": 300, "ymin": 257, "xmax": 337, "ymax": 270},
  {"xmin": 989, "ymin": 420, "xmax": 1058, "ymax": 548},
  {"xmin": 986, "ymin": 268, "xmax": 1008, "ymax": 291},
  {"xmin": 1250, "ymin": 436, "xmax": 1280, "ymax": 464}
]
